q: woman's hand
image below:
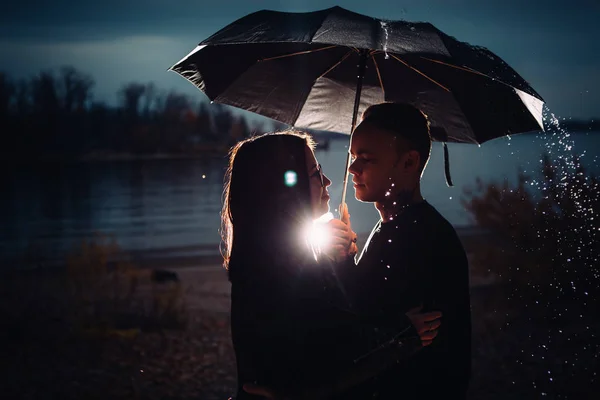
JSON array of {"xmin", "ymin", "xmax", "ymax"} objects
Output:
[
  {"xmin": 242, "ymin": 383, "xmax": 289, "ymax": 399},
  {"xmin": 405, "ymin": 305, "xmax": 442, "ymax": 347}
]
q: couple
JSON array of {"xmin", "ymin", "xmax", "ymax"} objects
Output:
[{"xmin": 222, "ymin": 103, "xmax": 472, "ymax": 399}]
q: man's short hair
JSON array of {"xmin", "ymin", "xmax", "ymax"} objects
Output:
[{"xmin": 361, "ymin": 102, "xmax": 432, "ymax": 171}]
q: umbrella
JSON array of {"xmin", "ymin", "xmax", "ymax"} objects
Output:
[{"xmin": 169, "ymin": 6, "xmax": 545, "ymax": 202}]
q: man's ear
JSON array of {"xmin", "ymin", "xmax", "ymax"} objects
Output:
[{"xmin": 403, "ymin": 150, "xmax": 421, "ymax": 172}]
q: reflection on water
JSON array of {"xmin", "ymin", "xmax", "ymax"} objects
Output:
[
  {"xmin": 0, "ymin": 158, "xmax": 226, "ymax": 265},
  {"xmin": 1, "ymin": 132, "xmax": 598, "ymax": 266}
]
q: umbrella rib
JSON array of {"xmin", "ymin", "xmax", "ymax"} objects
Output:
[
  {"xmin": 260, "ymin": 45, "xmax": 338, "ymax": 62},
  {"xmin": 370, "ymin": 53, "xmax": 386, "ymax": 97},
  {"xmin": 317, "ymin": 50, "xmax": 353, "ymax": 80},
  {"xmin": 419, "ymin": 57, "xmax": 488, "ymax": 77},
  {"xmin": 389, "ymin": 54, "xmax": 450, "ymax": 92},
  {"xmin": 419, "ymin": 56, "xmax": 542, "ymax": 101}
]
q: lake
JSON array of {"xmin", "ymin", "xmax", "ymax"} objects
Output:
[{"xmin": 1, "ymin": 130, "xmax": 598, "ymax": 267}]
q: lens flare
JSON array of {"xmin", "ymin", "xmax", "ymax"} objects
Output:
[
  {"xmin": 304, "ymin": 212, "xmax": 334, "ymax": 260},
  {"xmin": 284, "ymin": 170, "xmax": 297, "ymax": 187}
]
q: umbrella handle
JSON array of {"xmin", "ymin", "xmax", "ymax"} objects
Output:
[
  {"xmin": 340, "ymin": 49, "xmax": 369, "ymax": 216},
  {"xmin": 340, "ymin": 151, "xmax": 353, "ymax": 212}
]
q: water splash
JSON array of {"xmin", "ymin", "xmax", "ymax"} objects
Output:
[
  {"xmin": 380, "ymin": 21, "xmax": 390, "ymax": 59},
  {"xmin": 510, "ymin": 105, "xmax": 600, "ymax": 395}
]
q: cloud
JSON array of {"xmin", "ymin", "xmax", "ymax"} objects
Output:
[{"xmin": 0, "ymin": 35, "xmax": 205, "ymax": 104}]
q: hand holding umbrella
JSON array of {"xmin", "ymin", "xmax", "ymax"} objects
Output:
[{"xmin": 321, "ymin": 203, "xmax": 358, "ymax": 261}]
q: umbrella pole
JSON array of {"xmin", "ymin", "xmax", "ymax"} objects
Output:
[{"xmin": 340, "ymin": 49, "xmax": 369, "ymax": 213}]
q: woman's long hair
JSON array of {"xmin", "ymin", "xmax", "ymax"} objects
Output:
[{"xmin": 221, "ymin": 131, "xmax": 317, "ymax": 281}]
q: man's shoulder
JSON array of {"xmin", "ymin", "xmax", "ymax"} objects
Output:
[
  {"xmin": 407, "ymin": 202, "xmax": 466, "ymax": 255},
  {"xmin": 410, "ymin": 201, "xmax": 457, "ymax": 235}
]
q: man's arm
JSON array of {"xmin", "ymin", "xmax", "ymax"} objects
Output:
[
  {"xmin": 242, "ymin": 306, "xmax": 442, "ymax": 400},
  {"xmin": 243, "ymin": 336, "xmax": 424, "ymax": 400}
]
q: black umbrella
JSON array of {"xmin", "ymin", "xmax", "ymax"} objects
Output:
[{"xmin": 170, "ymin": 6, "xmax": 544, "ymax": 202}]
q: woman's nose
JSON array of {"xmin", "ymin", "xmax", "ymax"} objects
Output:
[{"xmin": 323, "ymin": 174, "xmax": 332, "ymax": 187}]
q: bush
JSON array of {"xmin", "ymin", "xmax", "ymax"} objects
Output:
[
  {"xmin": 65, "ymin": 233, "xmax": 189, "ymax": 334},
  {"xmin": 462, "ymin": 152, "xmax": 600, "ymax": 398},
  {"xmin": 462, "ymin": 153, "xmax": 599, "ymax": 304},
  {"xmin": 0, "ymin": 233, "xmax": 189, "ymax": 342}
]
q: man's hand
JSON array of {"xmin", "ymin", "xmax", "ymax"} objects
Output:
[
  {"xmin": 405, "ymin": 305, "xmax": 442, "ymax": 347},
  {"xmin": 323, "ymin": 203, "xmax": 358, "ymax": 262},
  {"xmin": 339, "ymin": 203, "xmax": 358, "ymax": 256}
]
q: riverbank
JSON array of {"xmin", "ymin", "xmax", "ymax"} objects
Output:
[
  {"xmin": 3, "ymin": 213, "xmax": 599, "ymax": 400},
  {"xmin": 3, "ymin": 259, "xmax": 596, "ymax": 399},
  {"xmin": 0, "ymin": 228, "xmax": 500, "ymax": 399}
]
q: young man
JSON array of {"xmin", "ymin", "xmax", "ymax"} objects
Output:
[
  {"xmin": 343, "ymin": 102, "xmax": 472, "ymax": 399},
  {"xmin": 245, "ymin": 103, "xmax": 471, "ymax": 399}
]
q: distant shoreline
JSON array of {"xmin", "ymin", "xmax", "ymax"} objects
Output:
[
  {"xmin": 0, "ymin": 139, "xmax": 338, "ymax": 163},
  {"xmin": 1, "ymin": 128, "xmax": 597, "ymax": 163},
  {"xmin": 80, "ymin": 152, "xmax": 228, "ymax": 162}
]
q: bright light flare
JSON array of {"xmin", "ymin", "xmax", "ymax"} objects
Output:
[{"xmin": 304, "ymin": 212, "xmax": 334, "ymax": 260}]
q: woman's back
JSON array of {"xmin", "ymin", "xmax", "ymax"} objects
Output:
[{"xmin": 230, "ymin": 256, "xmax": 349, "ymax": 399}]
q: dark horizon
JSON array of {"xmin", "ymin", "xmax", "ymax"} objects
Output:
[{"xmin": 1, "ymin": 64, "xmax": 598, "ymax": 163}]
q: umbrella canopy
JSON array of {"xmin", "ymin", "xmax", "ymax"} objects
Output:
[
  {"xmin": 170, "ymin": 6, "xmax": 545, "ymax": 193},
  {"xmin": 170, "ymin": 6, "xmax": 544, "ymax": 145}
]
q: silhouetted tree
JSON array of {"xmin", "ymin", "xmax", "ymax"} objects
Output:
[
  {"xmin": 0, "ymin": 73, "xmax": 15, "ymax": 153},
  {"xmin": 58, "ymin": 66, "xmax": 94, "ymax": 113},
  {"xmin": 158, "ymin": 91, "xmax": 191, "ymax": 151},
  {"xmin": 13, "ymin": 79, "xmax": 31, "ymax": 115},
  {"xmin": 31, "ymin": 71, "xmax": 60, "ymax": 114},
  {"xmin": 119, "ymin": 83, "xmax": 146, "ymax": 119},
  {"xmin": 141, "ymin": 82, "xmax": 157, "ymax": 118},
  {"xmin": 195, "ymin": 102, "xmax": 214, "ymax": 142},
  {"xmin": 462, "ymin": 153, "xmax": 599, "ymax": 303},
  {"xmin": 162, "ymin": 91, "xmax": 190, "ymax": 118},
  {"xmin": 0, "ymin": 72, "xmax": 13, "ymax": 117},
  {"xmin": 0, "ymin": 67, "xmax": 262, "ymax": 158},
  {"xmin": 212, "ymin": 104, "xmax": 233, "ymax": 138},
  {"xmin": 27, "ymin": 71, "xmax": 62, "ymax": 153},
  {"xmin": 229, "ymin": 115, "xmax": 250, "ymax": 143}
]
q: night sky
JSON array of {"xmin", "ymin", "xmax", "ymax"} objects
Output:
[{"xmin": 2, "ymin": 0, "xmax": 599, "ymax": 119}]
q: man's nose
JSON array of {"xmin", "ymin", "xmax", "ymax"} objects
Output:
[
  {"xmin": 323, "ymin": 175, "xmax": 332, "ymax": 187},
  {"xmin": 348, "ymin": 161, "xmax": 360, "ymax": 175}
]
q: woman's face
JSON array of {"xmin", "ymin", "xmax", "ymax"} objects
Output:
[{"xmin": 305, "ymin": 146, "xmax": 332, "ymax": 218}]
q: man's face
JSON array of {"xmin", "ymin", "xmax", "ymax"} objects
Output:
[{"xmin": 348, "ymin": 121, "xmax": 415, "ymax": 203}]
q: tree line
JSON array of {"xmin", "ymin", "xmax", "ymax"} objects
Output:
[{"xmin": 0, "ymin": 66, "xmax": 282, "ymax": 160}]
